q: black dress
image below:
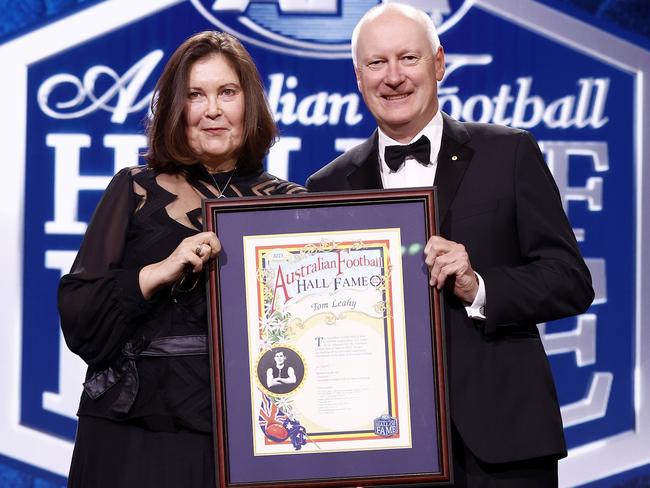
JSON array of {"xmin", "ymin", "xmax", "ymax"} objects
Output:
[{"xmin": 58, "ymin": 165, "xmax": 305, "ymax": 487}]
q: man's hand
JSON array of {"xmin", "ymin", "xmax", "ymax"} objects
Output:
[{"xmin": 424, "ymin": 236, "xmax": 479, "ymax": 304}]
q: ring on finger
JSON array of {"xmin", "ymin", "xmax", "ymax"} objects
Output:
[{"xmin": 195, "ymin": 244, "xmax": 203, "ymax": 257}]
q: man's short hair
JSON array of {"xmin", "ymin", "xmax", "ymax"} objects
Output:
[{"xmin": 351, "ymin": 2, "xmax": 441, "ymax": 68}]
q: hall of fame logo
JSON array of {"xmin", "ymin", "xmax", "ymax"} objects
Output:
[
  {"xmin": 374, "ymin": 414, "xmax": 399, "ymax": 437},
  {"xmin": 191, "ymin": 0, "xmax": 471, "ymax": 57},
  {"xmin": 0, "ymin": 1, "xmax": 649, "ymax": 486}
]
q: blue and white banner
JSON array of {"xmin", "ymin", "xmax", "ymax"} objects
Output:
[{"xmin": 0, "ymin": 0, "xmax": 649, "ymax": 486}]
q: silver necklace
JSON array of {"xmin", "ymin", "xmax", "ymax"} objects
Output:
[{"xmin": 209, "ymin": 168, "xmax": 236, "ymax": 198}]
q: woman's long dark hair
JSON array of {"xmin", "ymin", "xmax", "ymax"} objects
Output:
[{"xmin": 144, "ymin": 31, "xmax": 277, "ymax": 173}]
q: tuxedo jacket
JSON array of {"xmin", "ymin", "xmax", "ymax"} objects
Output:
[{"xmin": 306, "ymin": 113, "xmax": 594, "ymax": 463}]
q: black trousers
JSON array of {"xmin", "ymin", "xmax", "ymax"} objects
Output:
[{"xmin": 451, "ymin": 424, "xmax": 558, "ymax": 487}]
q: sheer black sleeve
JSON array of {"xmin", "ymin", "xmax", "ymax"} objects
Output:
[{"xmin": 58, "ymin": 167, "xmax": 151, "ymax": 367}]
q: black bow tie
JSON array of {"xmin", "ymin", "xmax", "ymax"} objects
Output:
[{"xmin": 384, "ymin": 135, "xmax": 431, "ymax": 172}]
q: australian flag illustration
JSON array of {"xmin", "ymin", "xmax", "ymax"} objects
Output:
[{"xmin": 258, "ymin": 394, "xmax": 307, "ymax": 450}]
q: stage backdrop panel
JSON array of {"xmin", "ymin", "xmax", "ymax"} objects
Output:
[{"xmin": 1, "ymin": 1, "xmax": 649, "ymax": 486}]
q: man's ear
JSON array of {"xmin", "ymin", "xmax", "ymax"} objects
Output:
[
  {"xmin": 434, "ymin": 45, "xmax": 446, "ymax": 82},
  {"xmin": 355, "ymin": 67, "xmax": 362, "ymax": 91}
]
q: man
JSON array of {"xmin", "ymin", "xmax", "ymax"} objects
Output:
[
  {"xmin": 266, "ymin": 349, "xmax": 297, "ymax": 390},
  {"xmin": 306, "ymin": 3, "xmax": 594, "ymax": 486}
]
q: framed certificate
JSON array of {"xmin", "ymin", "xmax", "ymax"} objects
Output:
[{"xmin": 204, "ymin": 189, "xmax": 450, "ymax": 487}]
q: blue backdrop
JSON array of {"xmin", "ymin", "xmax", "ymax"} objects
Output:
[{"xmin": 1, "ymin": 1, "xmax": 649, "ymax": 486}]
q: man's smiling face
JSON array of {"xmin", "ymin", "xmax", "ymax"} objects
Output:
[{"xmin": 354, "ymin": 9, "xmax": 445, "ymax": 143}]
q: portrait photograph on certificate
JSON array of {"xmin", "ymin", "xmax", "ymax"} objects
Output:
[{"xmin": 204, "ymin": 189, "xmax": 450, "ymax": 488}]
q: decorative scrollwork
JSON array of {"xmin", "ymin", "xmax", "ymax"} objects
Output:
[{"xmin": 37, "ymin": 50, "xmax": 163, "ymax": 123}]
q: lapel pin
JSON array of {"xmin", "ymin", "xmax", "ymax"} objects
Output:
[{"xmin": 451, "ymin": 155, "xmax": 458, "ymax": 161}]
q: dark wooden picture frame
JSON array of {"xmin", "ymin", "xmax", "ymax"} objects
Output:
[{"xmin": 203, "ymin": 189, "xmax": 451, "ymax": 487}]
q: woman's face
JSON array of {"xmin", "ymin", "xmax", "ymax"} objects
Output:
[{"xmin": 184, "ymin": 54, "xmax": 245, "ymax": 172}]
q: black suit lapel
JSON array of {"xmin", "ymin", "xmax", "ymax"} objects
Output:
[
  {"xmin": 435, "ymin": 114, "xmax": 474, "ymax": 225},
  {"xmin": 347, "ymin": 131, "xmax": 383, "ymax": 190},
  {"xmin": 342, "ymin": 119, "xmax": 473, "ymax": 204}
]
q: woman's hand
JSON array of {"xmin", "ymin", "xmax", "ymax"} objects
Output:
[{"xmin": 139, "ymin": 231, "xmax": 221, "ymax": 299}]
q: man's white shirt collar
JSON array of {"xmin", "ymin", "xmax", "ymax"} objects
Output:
[{"xmin": 378, "ymin": 111, "xmax": 444, "ymax": 188}]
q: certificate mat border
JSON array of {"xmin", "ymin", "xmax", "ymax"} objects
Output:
[{"xmin": 203, "ymin": 189, "xmax": 451, "ymax": 487}]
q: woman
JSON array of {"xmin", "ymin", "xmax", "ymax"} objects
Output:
[{"xmin": 58, "ymin": 31, "xmax": 305, "ymax": 487}]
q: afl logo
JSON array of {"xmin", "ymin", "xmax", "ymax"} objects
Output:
[{"xmin": 191, "ymin": 0, "xmax": 472, "ymax": 58}]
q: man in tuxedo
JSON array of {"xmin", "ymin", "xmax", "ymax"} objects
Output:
[{"xmin": 306, "ymin": 3, "xmax": 594, "ymax": 486}]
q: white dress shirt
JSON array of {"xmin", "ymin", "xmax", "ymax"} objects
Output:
[
  {"xmin": 378, "ymin": 111, "xmax": 486, "ymax": 320},
  {"xmin": 378, "ymin": 111, "xmax": 443, "ymax": 188}
]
